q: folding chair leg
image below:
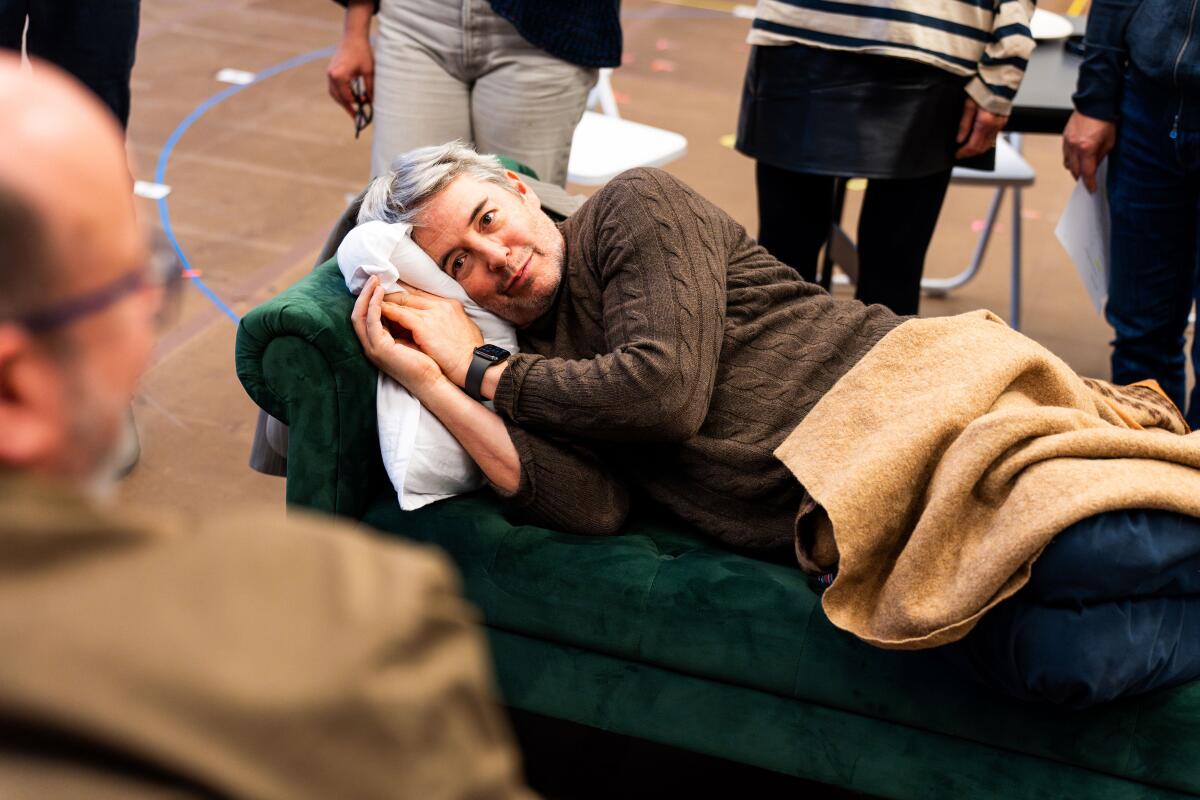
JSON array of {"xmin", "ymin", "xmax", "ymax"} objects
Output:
[
  {"xmin": 1010, "ymin": 186, "xmax": 1023, "ymax": 331},
  {"xmin": 819, "ymin": 178, "xmax": 848, "ymax": 290},
  {"xmin": 921, "ymin": 187, "xmax": 1005, "ymax": 297}
]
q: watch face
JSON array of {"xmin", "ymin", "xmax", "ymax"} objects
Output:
[{"xmin": 476, "ymin": 344, "xmax": 510, "ymax": 362}]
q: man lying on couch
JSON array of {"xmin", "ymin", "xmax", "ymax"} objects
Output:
[{"xmin": 349, "ymin": 141, "xmax": 1200, "ymax": 709}]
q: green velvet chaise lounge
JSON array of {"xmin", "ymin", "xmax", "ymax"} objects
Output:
[{"xmin": 235, "ymin": 233, "xmax": 1200, "ymax": 800}]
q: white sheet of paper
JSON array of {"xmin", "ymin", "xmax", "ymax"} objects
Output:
[
  {"xmin": 133, "ymin": 180, "xmax": 171, "ymax": 200},
  {"xmin": 1055, "ymin": 160, "xmax": 1110, "ymax": 315},
  {"xmin": 215, "ymin": 68, "xmax": 256, "ymax": 85}
]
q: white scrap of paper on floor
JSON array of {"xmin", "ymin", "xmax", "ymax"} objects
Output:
[
  {"xmin": 1054, "ymin": 160, "xmax": 1110, "ymax": 315},
  {"xmin": 133, "ymin": 180, "xmax": 171, "ymax": 200},
  {"xmin": 732, "ymin": 4, "xmax": 757, "ymax": 18},
  {"xmin": 215, "ymin": 68, "xmax": 256, "ymax": 85}
]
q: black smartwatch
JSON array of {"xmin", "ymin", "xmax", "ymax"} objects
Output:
[{"xmin": 465, "ymin": 344, "xmax": 510, "ymax": 401}]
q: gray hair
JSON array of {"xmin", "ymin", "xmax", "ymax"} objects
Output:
[{"xmin": 357, "ymin": 140, "xmax": 519, "ymax": 227}]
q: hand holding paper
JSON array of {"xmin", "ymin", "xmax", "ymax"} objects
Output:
[{"xmin": 1055, "ymin": 160, "xmax": 1110, "ymax": 315}]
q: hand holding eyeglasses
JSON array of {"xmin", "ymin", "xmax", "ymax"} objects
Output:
[
  {"xmin": 350, "ymin": 76, "xmax": 373, "ymax": 139},
  {"xmin": 326, "ymin": 27, "xmax": 374, "ymax": 137}
]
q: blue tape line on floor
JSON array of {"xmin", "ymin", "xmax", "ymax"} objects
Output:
[{"xmin": 154, "ymin": 45, "xmax": 337, "ymax": 325}]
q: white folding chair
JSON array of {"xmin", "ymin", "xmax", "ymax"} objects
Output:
[{"xmin": 566, "ymin": 69, "xmax": 688, "ymax": 186}]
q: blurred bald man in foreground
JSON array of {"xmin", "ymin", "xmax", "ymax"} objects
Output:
[{"xmin": 0, "ymin": 56, "xmax": 534, "ymax": 800}]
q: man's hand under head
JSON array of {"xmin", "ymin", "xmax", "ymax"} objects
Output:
[
  {"xmin": 351, "ymin": 277, "xmax": 447, "ymax": 395},
  {"xmin": 353, "ymin": 276, "xmax": 511, "ymax": 399},
  {"xmin": 351, "ymin": 275, "xmax": 522, "ymax": 492},
  {"xmin": 378, "ymin": 283, "xmax": 487, "ymax": 388}
]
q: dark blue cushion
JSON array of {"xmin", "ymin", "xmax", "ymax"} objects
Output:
[{"xmin": 946, "ymin": 509, "xmax": 1200, "ymax": 708}]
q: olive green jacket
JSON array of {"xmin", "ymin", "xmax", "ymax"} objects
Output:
[{"xmin": 0, "ymin": 474, "xmax": 535, "ymax": 800}]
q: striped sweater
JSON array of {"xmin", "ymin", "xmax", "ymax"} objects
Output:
[{"xmin": 747, "ymin": 0, "xmax": 1037, "ymax": 115}]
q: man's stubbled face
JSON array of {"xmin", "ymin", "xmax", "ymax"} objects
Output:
[{"xmin": 412, "ymin": 173, "xmax": 564, "ymax": 327}]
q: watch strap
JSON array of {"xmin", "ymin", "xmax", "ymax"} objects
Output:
[{"xmin": 465, "ymin": 351, "xmax": 492, "ymax": 401}]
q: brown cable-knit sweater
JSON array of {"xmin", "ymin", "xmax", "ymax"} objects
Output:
[{"xmin": 491, "ymin": 168, "xmax": 902, "ymax": 549}]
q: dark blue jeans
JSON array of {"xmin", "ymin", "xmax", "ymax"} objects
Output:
[
  {"xmin": 0, "ymin": 0, "xmax": 140, "ymax": 129},
  {"xmin": 942, "ymin": 508, "xmax": 1200, "ymax": 709},
  {"xmin": 1106, "ymin": 69, "xmax": 1200, "ymax": 427}
]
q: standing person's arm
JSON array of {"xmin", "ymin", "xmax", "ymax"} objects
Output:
[
  {"xmin": 966, "ymin": 0, "xmax": 1037, "ymax": 116},
  {"xmin": 1063, "ymin": 0, "xmax": 1142, "ymax": 192},
  {"xmin": 1072, "ymin": 0, "xmax": 1142, "ymax": 122},
  {"xmin": 957, "ymin": 0, "xmax": 1037, "ymax": 157},
  {"xmin": 327, "ymin": 0, "xmax": 376, "ymax": 118}
]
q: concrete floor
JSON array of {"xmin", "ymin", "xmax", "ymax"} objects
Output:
[{"xmin": 120, "ymin": 0, "xmax": 1109, "ymax": 524}]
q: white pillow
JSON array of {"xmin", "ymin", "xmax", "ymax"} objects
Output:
[{"xmin": 338, "ymin": 220, "xmax": 519, "ymax": 510}]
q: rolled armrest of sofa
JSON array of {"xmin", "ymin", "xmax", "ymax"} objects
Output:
[{"xmin": 235, "ymin": 258, "xmax": 386, "ymax": 518}]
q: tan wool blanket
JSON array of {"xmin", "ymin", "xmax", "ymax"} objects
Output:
[{"xmin": 774, "ymin": 310, "xmax": 1200, "ymax": 651}]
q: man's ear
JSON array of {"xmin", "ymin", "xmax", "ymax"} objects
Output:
[
  {"xmin": 504, "ymin": 169, "xmax": 528, "ymax": 195},
  {"xmin": 0, "ymin": 324, "xmax": 63, "ymax": 468},
  {"xmin": 504, "ymin": 169, "xmax": 542, "ymax": 210}
]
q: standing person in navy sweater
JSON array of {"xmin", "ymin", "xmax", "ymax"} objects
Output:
[
  {"xmin": 737, "ymin": 0, "xmax": 1035, "ymax": 316},
  {"xmin": 1064, "ymin": 0, "xmax": 1200, "ymax": 429}
]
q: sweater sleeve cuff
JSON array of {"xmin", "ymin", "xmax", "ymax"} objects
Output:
[
  {"xmin": 965, "ymin": 77, "xmax": 1014, "ymax": 116},
  {"xmin": 1073, "ymin": 92, "xmax": 1122, "ymax": 123},
  {"xmin": 491, "ymin": 353, "xmax": 536, "ymax": 419},
  {"xmin": 1072, "ymin": 59, "xmax": 1126, "ymax": 122},
  {"xmin": 491, "ymin": 352, "xmax": 576, "ymax": 429}
]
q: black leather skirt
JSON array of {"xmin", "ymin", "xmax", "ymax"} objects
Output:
[{"xmin": 736, "ymin": 43, "xmax": 986, "ymax": 179}]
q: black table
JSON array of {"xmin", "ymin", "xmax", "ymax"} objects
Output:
[{"xmin": 1010, "ymin": 31, "xmax": 1084, "ymax": 134}]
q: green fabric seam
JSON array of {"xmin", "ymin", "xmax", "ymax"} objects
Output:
[
  {"xmin": 788, "ymin": 595, "xmax": 820, "ymax": 697},
  {"xmin": 632, "ymin": 558, "xmax": 668, "ymax": 659}
]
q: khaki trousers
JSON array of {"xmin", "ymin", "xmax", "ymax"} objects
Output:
[{"xmin": 373, "ymin": 0, "xmax": 597, "ymax": 184}]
